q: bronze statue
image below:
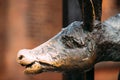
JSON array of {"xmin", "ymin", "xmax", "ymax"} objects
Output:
[
  {"xmin": 17, "ymin": 1, "xmax": 120, "ymax": 80},
  {"xmin": 17, "ymin": 14, "xmax": 120, "ymax": 74}
]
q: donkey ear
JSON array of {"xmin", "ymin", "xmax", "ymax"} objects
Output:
[
  {"xmin": 92, "ymin": 0, "xmax": 102, "ymax": 21},
  {"xmin": 78, "ymin": 0, "xmax": 102, "ymax": 32}
]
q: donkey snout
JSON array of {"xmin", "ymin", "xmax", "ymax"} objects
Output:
[{"xmin": 17, "ymin": 49, "xmax": 36, "ymax": 65}]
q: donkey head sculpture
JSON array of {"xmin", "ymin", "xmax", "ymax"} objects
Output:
[{"xmin": 17, "ymin": 0, "xmax": 120, "ymax": 74}]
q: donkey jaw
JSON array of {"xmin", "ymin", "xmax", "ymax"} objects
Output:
[{"xmin": 21, "ymin": 61, "xmax": 57, "ymax": 74}]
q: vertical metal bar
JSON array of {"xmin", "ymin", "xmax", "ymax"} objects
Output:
[
  {"xmin": 62, "ymin": 69, "xmax": 94, "ymax": 80},
  {"xmin": 67, "ymin": 68, "xmax": 95, "ymax": 80},
  {"xmin": 62, "ymin": 0, "xmax": 68, "ymax": 27},
  {"xmin": 63, "ymin": 0, "xmax": 82, "ymax": 27},
  {"xmin": 63, "ymin": 71, "xmax": 85, "ymax": 80},
  {"xmin": 86, "ymin": 68, "xmax": 94, "ymax": 80}
]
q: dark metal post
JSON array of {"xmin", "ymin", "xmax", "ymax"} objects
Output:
[{"xmin": 62, "ymin": 0, "xmax": 82, "ymax": 27}]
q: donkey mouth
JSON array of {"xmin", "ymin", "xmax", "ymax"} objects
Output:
[{"xmin": 21, "ymin": 61, "xmax": 57, "ymax": 74}]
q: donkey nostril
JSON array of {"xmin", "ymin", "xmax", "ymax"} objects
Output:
[{"xmin": 18, "ymin": 55, "xmax": 24, "ymax": 60}]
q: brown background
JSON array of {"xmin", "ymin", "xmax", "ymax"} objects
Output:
[{"xmin": 0, "ymin": 0, "xmax": 120, "ymax": 80}]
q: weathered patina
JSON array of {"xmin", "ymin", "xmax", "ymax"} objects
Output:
[{"xmin": 17, "ymin": 14, "xmax": 120, "ymax": 74}]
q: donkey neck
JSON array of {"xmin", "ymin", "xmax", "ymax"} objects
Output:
[{"xmin": 95, "ymin": 15, "xmax": 120, "ymax": 62}]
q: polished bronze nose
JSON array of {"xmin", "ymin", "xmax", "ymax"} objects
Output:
[{"xmin": 17, "ymin": 49, "xmax": 36, "ymax": 65}]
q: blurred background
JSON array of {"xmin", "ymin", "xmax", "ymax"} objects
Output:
[{"xmin": 0, "ymin": 0, "xmax": 120, "ymax": 80}]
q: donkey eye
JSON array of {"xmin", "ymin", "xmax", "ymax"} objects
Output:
[{"xmin": 61, "ymin": 35, "xmax": 85, "ymax": 49}]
